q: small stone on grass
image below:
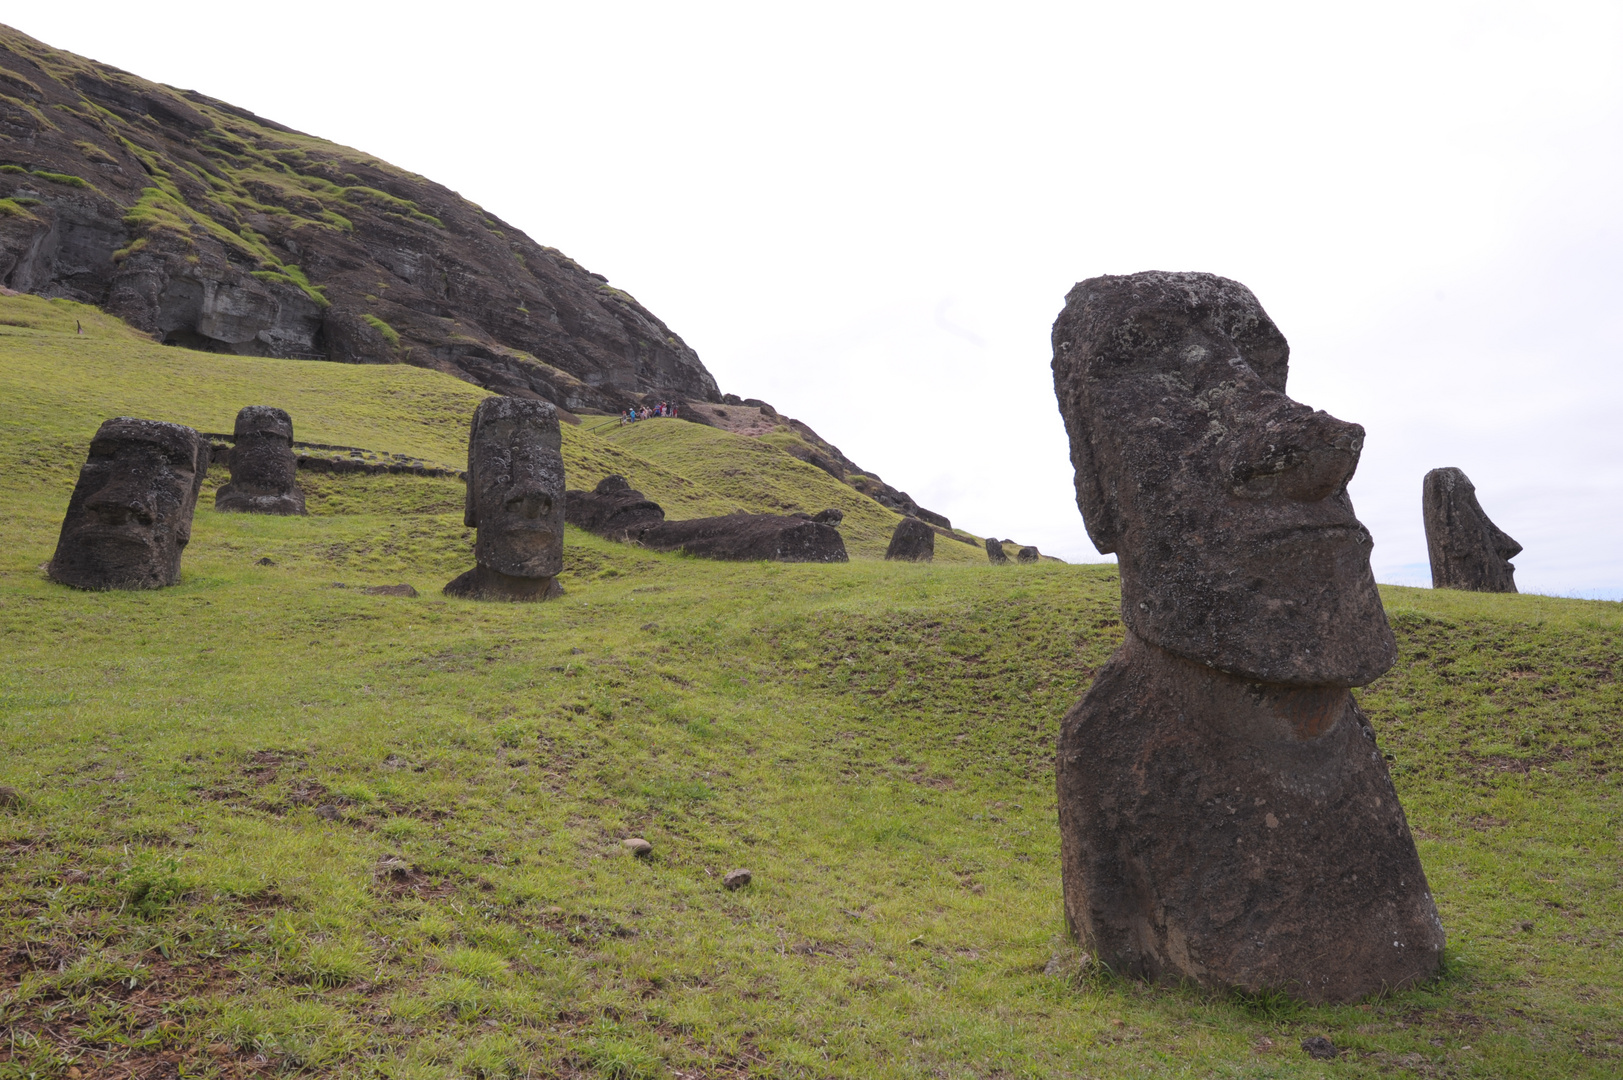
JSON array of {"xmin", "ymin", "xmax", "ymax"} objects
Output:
[
  {"xmin": 1301, "ymin": 1036, "xmax": 1338, "ymax": 1060},
  {"xmin": 623, "ymin": 837, "xmax": 653, "ymax": 857},
  {"xmin": 255, "ymin": 557, "xmax": 275, "ymax": 566},
  {"xmin": 722, "ymin": 868, "xmax": 751, "ymax": 890}
]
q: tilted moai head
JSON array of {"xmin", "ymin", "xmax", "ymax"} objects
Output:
[
  {"xmin": 1051, "ymin": 271, "xmax": 1395, "ymax": 685},
  {"xmin": 1049, "ymin": 273, "xmax": 1441, "ymax": 1002},
  {"xmin": 1423, "ymin": 467, "xmax": 1520, "ymax": 593},
  {"xmin": 216, "ymin": 406, "xmax": 305, "ymax": 515},
  {"xmin": 49, "ymin": 418, "xmax": 207, "ymax": 589},
  {"xmin": 445, "ymin": 397, "xmax": 565, "ymax": 600},
  {"xmin": 985, "ymin": 537, "xmax": 1009, "ymax": 564}
]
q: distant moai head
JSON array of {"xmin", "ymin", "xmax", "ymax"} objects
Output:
[
  {"xmin": 1422, "ymin": 467, "xmax": 1520, "ymax": 593},
  {"xmin": 49, "ymin": 418, "xmax": 207, "ymax": 589},
  {"xmin": 1016, "ymin": 545, "xmax": 1039, "ymax": 564},
  {"xmin": 465, "ymin": 396, "xmax": 565, "ymax": 579},
  {"xmin": 985, "ymin": 537, "xmax": 1009, "ymax": 564},
  {"xmin": 217, "ymin": 406, "xmax": 305, "ymax": 515},
  {"xmin": 1051, "ymin": 271, "xmax": 1395, "ymax": 686}
]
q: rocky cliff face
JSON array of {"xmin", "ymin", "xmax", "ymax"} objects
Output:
[
  {"xmin": 0, "ymin": 25, "xmax": 970, "ymax": 531},
  {"xmin": 0, "ymin": 24, "xmax": 717, "ymax": 413}
]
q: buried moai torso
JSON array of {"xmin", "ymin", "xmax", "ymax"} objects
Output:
[
  {"xmin": 1422, "ymin": 467, "xmax": 1519, "ymax": 593},
  {"xmin": 216, "ymin": 406, "xmax": 306, "ymax": 515},
  {"xmin": 1050, "ymin": 272, "xmax": 1442, "ymax": 1002},
  {"xmin": 885, "ymin": 517, "xmax": 934, "ymax": 562},
  {"xmin": 49, "ymin": 418, "xmax": 207, "ymax": 590},
  {"xmin": 444, "ymin": 397, "xmax": 566, "ymax": 601}
]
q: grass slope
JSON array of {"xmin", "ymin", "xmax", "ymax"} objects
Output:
[{"xmin": 0, "ymin": 298, "xmax": 1619, "ymax": 1079}]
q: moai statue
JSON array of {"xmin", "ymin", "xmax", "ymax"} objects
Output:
[
  {"xmin": 216, "ymin": 406, "xmax": 306, "ymax": 515},
  {"xmin": 885, "ymin": 516, "xmax": 934, "ymax": 562},
  {"xmin": 48, "ymin": 418, "xmax": 207, "ymax": 590},
  {"xmin": 444, "ymin": 397, "xmax": 565, "ymax": 601},
  {"xmin": 1422, "ymin": 467, "xmax": 1519, "ymax": 592},
  {"xmin": 1016, "ymin": 545, "xmax": 1040, "ymax": 564},
  {"xmin": 1050, "ymin": 272, "xmax": 1442, "ymax": 1002},
  {"xmin": 986, "ymin": 537, "xmax": 1009, "ymax": 564}
]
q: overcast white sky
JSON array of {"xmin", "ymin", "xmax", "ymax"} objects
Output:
[{"xmin": 15, "ymin": 2, "xmax": 1623, "ymax": 596}]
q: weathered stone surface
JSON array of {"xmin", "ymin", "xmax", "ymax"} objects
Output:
[
  {"xmin": 1422, "ymin": 467, "xmax": 1520, "ymax": 593},
  {"xmin": 565, "ymin": 475, "xmax": 667, "ymax": 540},
  {"xmin": 640, "ymin": 514, "xmax": 848, "ymax": 563},
  {"xmin": 986, "ymin": 538, "xmax": 1009, "ymax": 564},
  {"xmin": 1016, "ymin": 545, "xmax": 1039, "ymax": 564},
  {"xmin": 216, "ymin": 406, "xmax": 306, "ymax": 515},
  {"xmin": 1051, "ymin": 271, "xmax": 1438, "ymax": 1002},
  {"xmin": 885, "ymin": 517, "xmax": 934, "ymax": 562},
  {"xmin": 722, "ymin": 868, "xmax": 752, "ymax": 890},
  {"xmin": 443, "ymin": 397, "xmax": 564, "ymax": 601},
  {"xmin": 48, "ymin": 418, "xmax": 206, "ymax": 590},
  {"xmin": 364, "ymin": 584, "xmax": 418, "ymax": 597},
  {"xmin": 812, "ymin": 508, "xmax": 844, "ymax": 526},
  {"xmin": 623, "ymin": 838, "xmax": 653, "ymax": 857},
  {"xmin": 1052, "ymin": 271, "xmax": 1395, "ymax": 686}
]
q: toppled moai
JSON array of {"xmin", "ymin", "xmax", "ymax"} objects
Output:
[
  {"xmin": 885, "ymin": 517, "xmax": 934, "ymax": 562},
  {"xmin": 986, "ymin": 537, "xmax": 1009, "ymax": 564},
  {"xmin": 49, "ymin": 418, "xmax": 208, "ymax": 590},
  {"xmin": 215, "ymin": 406, "xmax": 306, "ymax": 515},
  {"xmin": 1016, "ymin": 545, "xmax": 1039, "ymax": 564},
  {"xmin": 1050, "ymin": 271, "xmax": 1442, "ymax": 1002},
  {"xmin": 640, "ymin": 513, "xmax": 847, "ymax": 562},
  {"xmin": 1422, "ymin": 467, "xmax": 1520, "ymax": 592},
  {"xmin": 444, "ymin": 397, "xmax": 565, "ymax": 601},
  {"xmin": 564, "ymin": 475, "xmax": 667, "ymax": 540}
]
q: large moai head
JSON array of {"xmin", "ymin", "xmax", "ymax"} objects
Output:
[
  {"xmin": 216, "ymin": 406, "xmax": 305, "ymax": 515},
  {"xmin": 466, "ymin": 396, "xmax": 565, "ymax": 579},
  {"xmin": 49, "ymin": 418, "xmax": 207, "ymax": 590},
  {"xmin": 1051, "ymin": 271, "xmax": 1395, "ymax": 687},
  {"xmin": 1422, "ymin": 467, "xmax": 1520, "ymax": 593}
]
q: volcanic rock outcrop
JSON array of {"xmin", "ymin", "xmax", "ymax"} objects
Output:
[
  {"xmin": 0, "ymin": 25, "xmax": 716, "ymax": 413},
  {"xmin": 1422, "ymin": 467, "xmax": 1520, "ymax": 593},
  {"xmin": 639, "ymin": 514, "xmax": 847, "ymax": 563},
  {"xmin": 985, "ymin": 538, "xmax": 1009, "ymax": 564},
  {"xmin": 1050, "ymin": 271, "xmax": 1442, "ymax": 1002},
  {"xmin": 564, "ymin": 475, "xmax": 667, "ymax": 540},
  {"xmin": 48, "ymin": 417, "xmax": 207, "ymax": 589},
  {"xmin": 444, "ymin": 397, "xmax": 565, "ymax": 601},
  {"xmin": 885, "ymin": 517, "xmax": 934, "ymax": 562},
  {"xmin": 215, "ymin": 406, "xmax": 305, "ymax": 515},
  {"xmin": 0, "ymin": 24, "xmax": 973, "ymax": 537}
]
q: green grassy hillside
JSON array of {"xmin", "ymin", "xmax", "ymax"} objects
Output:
[
  {"xmin": 0, "ymin": 297, "xmax": 1619, "ymax": 1078},
  {"xmin": 0, "ymin": 294, "xmax": 981, "ymax": 563}
]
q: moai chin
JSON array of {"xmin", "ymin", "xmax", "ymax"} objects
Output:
[
  {"xmin": 216, "ymin": 406, "xmax": 306, "ymax": 515},
  {"xmin": 49, "ymin": 418, "xmax": 208, "ymax": 590},
  {"xmin": 1422, "ymin": 467, "xmax": 1519, "ymax": 592},
  {"xmin": 1050, "ymin": 271, "xmax": 1443, "ymax": 1002},
  {"xmin": 444, "ymin": 397, "xmax": 565, "ymax": 601}
]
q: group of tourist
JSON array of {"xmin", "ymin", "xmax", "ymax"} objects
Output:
[{"xmin": 621, "ymin": 401, "xmax": 678, "ymax": 424}]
